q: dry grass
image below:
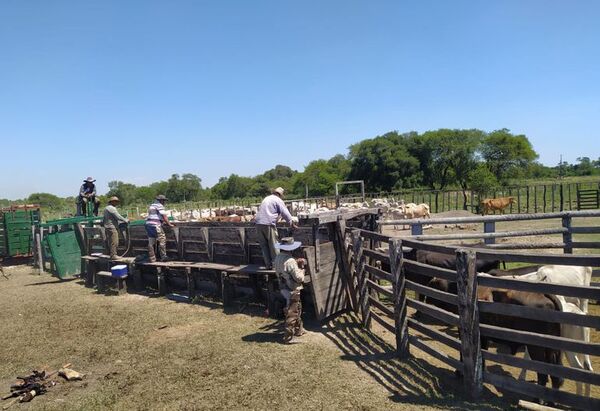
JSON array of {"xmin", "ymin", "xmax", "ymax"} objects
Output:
[{"xmin": 0, "ymin": 265, "xmax": 511, "ymax": 411}]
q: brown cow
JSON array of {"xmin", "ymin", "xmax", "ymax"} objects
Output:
[
  {"xmin": 480, "ymin": 196, "xmax": 515, "ymax": 215},
  {"xmin": 426, "ymin": 277, "xmax": 563, "ymax": 395}
]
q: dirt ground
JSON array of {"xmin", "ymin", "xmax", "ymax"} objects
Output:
[{"xmin": 0, "ymin": 265, "xmax": 512, "ymax": 411}]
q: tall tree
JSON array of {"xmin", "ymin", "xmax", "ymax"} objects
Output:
[
  {"xmin": 480, "ymin": 129, "xmax": 538, "ymax": 183},
  {"xmin": 348, "ymin": 132, "xmax": 421, "ymax": 192}
]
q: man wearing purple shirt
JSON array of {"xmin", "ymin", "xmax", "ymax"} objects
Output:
[{"xmin": 255, "ymin": 187, "xmax": 298, "ymax": 269}]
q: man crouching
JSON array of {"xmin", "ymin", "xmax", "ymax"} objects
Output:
[{"xmin": 274, "ymin": 237, "xmax": 307, "ymax": 344}]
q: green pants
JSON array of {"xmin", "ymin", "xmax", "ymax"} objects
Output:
[
  {"xmin": 106, "ymin": 227, "xmax": 119, "ymax": 259},
  {"xmin": 256, "ymin": 224, "xmax": 279, "ymax": 268}
]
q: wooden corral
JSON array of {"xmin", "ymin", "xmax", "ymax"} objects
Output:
[
  {"xmin": 81, "ymin": 208, "xmax": 380, "ymax": 322},
  {"xmin": 347, "ymin": 226, "xmax": 600, "ymax": 410}
]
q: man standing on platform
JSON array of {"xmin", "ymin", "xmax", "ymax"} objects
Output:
[
  {"xmin": 274, "ymin": 237, "xmax": 307, "ymax": 343},
  {"xmin": 145, "ymin": 195, "xmax": 174, "ymax": 262},
  {"xmin": 102, "ymin": 196, "xmax": 129, "ymax": 259},
  {"xmin": 255, "ymin": 187, "xmax": 297, "ymax": 269}
]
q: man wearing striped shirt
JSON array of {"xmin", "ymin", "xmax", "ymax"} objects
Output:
[{"xmin": 145, "ymin": 195, "xmax": 174, "ymax": 262}]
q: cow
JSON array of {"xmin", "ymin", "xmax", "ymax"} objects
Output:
[
  {"xmin": 427, "ymin": 277, "xmax": 564, "ymax": 394},
  {"xmin": 405, "ymin": 249, "xmax": 500, "ymax": 301},
  {"xmin": 480, "ymin": 196, "xmax": 515, "ymax": 215},
  {"xmin": 519, "ymin": 294, "xmax": 593, "ymax": 397},
  {"xmin": 403, "ymin": 203, "xmax": 431, "ymax": 219},
  {"xmin": 514, "ymin": 265, "xmax": 592, "ymax": 314}
]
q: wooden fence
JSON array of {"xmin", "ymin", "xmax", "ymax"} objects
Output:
[
  {"xmin": 381, "ymin": 210, "xmax": 600, "ymax": 254},
  {"xmin": 346, "ymin": 228, "xmax": 600, "ymax": 410}
]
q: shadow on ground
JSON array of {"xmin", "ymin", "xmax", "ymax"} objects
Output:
[{"xmin": 321, "ymin": 313, "xmax": 512, "ymax": 410}]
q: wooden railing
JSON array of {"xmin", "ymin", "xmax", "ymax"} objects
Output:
[
  {"xmin": 380, "ymin": 210, "xmax": 600, "ymax": 253},
  {"xmin": 345, "ymin": 228, "xmax": 600, "ymax": 410}
]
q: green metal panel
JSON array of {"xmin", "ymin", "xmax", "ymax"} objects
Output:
[
  {"xmin": 1, "ymin": 207, "xmax": 40, "ymax": 257},
  {"xmin": 0, "ymin": 212, "xmax": 6, "ymax": 257},
  {"xmin": 45, "ymin": 230, "xmax": 82, "ymax": 278}
]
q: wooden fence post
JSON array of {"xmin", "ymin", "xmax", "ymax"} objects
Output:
[
  {"xmin": 456, "ymin": 249, "xmax": 483, "ymax": 399},
  {"xmin": 562, "ymin": 215, "xmax": 573, "ymax": 254},
  {"xmin": 352, "ymin": 229, "xmax": 370, "ymax": 327},
  {"xmin": 390, "ymin": 239, "xmax": 409, "ymax": 358}
]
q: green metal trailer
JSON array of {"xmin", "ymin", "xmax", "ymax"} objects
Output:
[{"xmin": 0, "ymin": 205, "xmax": 41, "ymax": 258}]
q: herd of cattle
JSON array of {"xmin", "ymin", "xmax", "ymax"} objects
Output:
[
  {"xmin": 379, "ymin": 249, "xmax": 595, "ymax": 397},
  {"xmin": 138, "ymin": 195, "xmax": 516, "ymax": 225}
]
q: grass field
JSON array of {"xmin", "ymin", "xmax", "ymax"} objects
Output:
[{"xmin": 0, "ymin": 266, "xmax": 514, "ymax": 411}]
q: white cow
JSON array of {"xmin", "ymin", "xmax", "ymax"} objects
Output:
[
  {"xmin": 403, "ymin": 203, "xmax": 430, "ymax": 219},
  {"xmin": 516, "ymin": 265, "xmax": 592, "ymax": 314}
]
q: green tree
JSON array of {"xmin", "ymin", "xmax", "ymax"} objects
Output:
[
  {"xmin": 480, "ymin": 129, "xmax": 538, "ymax": 183},
  {"xmin": 26, "ymin": 193, "xmax": 64, "ymax": 210},
  {"xmin": 466, "ymin": 163, "xmax": 499, "ymax": 198},
  {"xmin": 348, "ymin": 132, "xmax": 421, "ymax": 191},
  {"xmin": 165, "ymin": 173, "xmax": 203, "ymax": 202},
  {"xmin": 107, "ymin": 181, "xmax": 138, "ymax": 205}
]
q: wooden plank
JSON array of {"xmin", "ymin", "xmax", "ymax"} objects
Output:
[
  {"xmin": 403, "ymin": 260, "xmax": 456, "ymax": 282},
  {"xmin": 370, "ymin": 310, "xmax": 395, "ymax": 333},
  {"xmin": 399, "ymin": 239, "xmax": 457, "ymax": 255},
  {"xmin": 571, "ymin": 241, "xmax": 600, "ymax": 249},
  {"xmin": 409, "ymin": 335, "xmax": 463, "ymax": 372},
  {"xmin": 380, "ymin": 210, "xmax": 600, "ymax": 226},
  {"xmin": 479, "ymin": 323, "xmax": 600, "ymax": 356},
  {"xmin": 362, "ymin": 248, "xmax": 390, "ymax": 265},
  {"xmin": 474, "ymin": 249, "xmax": 600, "ymax": 266},
  {"xmin": 408, "ymin": 317, "xmax": 461, "ymax": 351},
  {"xmin": 406, "ymin": 279, "xmax": 458, "ymax": 306},
  {"xmin": 351, "ymin": 228, "xmax": 390, "ymax": 243},
  {"xmin": 390, "ymin": 238, "xmax": 409, "ymax": 358},
  {"xmin": 364, "ymin": 264, "xmax": 394, "ymax": 283},
  {"xmin": 456, "ymin": 249, "xmax": 483, "ymax": 398},
  {"xmin": 406, "ymin": 297, "xmax": 460, "ymax": 326},
  {"xmin": 478, "ymin": 300, "xmax": 600, "ymax": 329},
  {"xmin": 411, "ymin": 228, "xmax": 568, "ymax": 242},
  {"xmin": 368, "ymin": 295, "xmax": 394, "ymax": 318},
  {"xmin": 485, "ymin": 243, "xmax": 566, "ymax": 250},
  {"xmin": 570, "ymin": 226, "xmax": 600, "ymax": 234},
  {"xmin": 477, "ymin": 275, "xmax": 600, "ymax": 301},
  {"xmin": 482, "ymin": 349, "xmax": 600, "ymax": 387},
  {"xmin": 483, "ymin": 371, "xmax": 600, "ymax": 410},
  {"xmin": 366, "ymin": 279, "xmax": 393, "ymax": 298}
]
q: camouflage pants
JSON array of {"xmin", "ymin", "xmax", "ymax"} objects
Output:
[
  {"xmin": 283, "ymin": 290, "xmax": 304, "ymax": 342},
  {"xmin": 105, "ymin": 227, "xmax": 119, "ymax": 259},
  {"xmin": 146, "ymin": 224, "xmax": 167, "ymax": 262}
]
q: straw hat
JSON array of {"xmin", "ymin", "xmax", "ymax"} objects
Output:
[
  {"xmin": 275, "ymin": 237, "xmax": 302, "ymax": 251},
  {"xmin": 273, "ymin": 187, "xmax": 285, "ymax": 196}
]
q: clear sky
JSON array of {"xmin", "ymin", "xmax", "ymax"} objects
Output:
[{"xmin": 1, "ymin": 1, "xmax": 599, "ymax": 199}]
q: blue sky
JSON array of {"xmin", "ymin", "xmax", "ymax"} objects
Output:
[{"xmin": 1, "ymin": 1, "xmax": 599, "ymax": 199}]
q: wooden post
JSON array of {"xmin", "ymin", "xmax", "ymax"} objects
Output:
[
  {"xmin": 568, "ymin": 183, "xmax": 572, "ymax": 210},
  {"xmin": 551, "ymin": 184, "xmax": 556, "ymax": 212},
  {"xmin": 390, "ymin": 239, "xmax": 409, "ymax": 358},
  {"xmin": 351, "ymin": 229, "xmax": 370, "ymax": 327},
  {"xmin": 335, "ymin": 218, "xmax": 359, "ymax": 311},
  {"xmin": 157, "ymin": 267, "xmax": 166, "ymax": 296},
  {"xmin": 483, "ymin": 221, "xmax": 495, "ymax": 245},
  {"xmin": 36, "ymin": 232, "xmax": 43, "ymax": 275},
  {"xmin": 543, "ymin": 185, "xmax": 547, "ymax": 213},
  {"xmin": 456, "ymin": 249, "xmax": 482, "ymax": 399},
  {"xmin": 186, "ymin": 267, "xmax": 195, "ymax": 300},
  {"xmin": 534, "ymin": 185, "xmax": 538, "ymax": 212},
  {"xmin": 559, "ymin": 184, "xmax": 564, "ymax": 212},
  {"xmin": 562, "ymin": 216, "xmax": 573, "ymax": 254},
  {"xmin": 526, "ymin": 186, "xmax": 530, "ymax": 214}
]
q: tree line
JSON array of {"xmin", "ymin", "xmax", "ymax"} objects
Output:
[{"xmin": 2, "ymin": 128, "xmax": 599, "ymax": 210}]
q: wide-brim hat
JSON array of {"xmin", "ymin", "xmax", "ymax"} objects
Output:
[
  {"xmin": 156, "ymin": 194, "xmax": 168, "ymax": 201},
  {"xmin": 275, "ymin": 236, "xmax": 302, "ymax": 251},
  {"xmin": 272, "ymin": 187, "xmax": 285, "ymax": 196},
  {"xmin": 83, "ymin": 177, "xmax": 96, "ymax": 183},
  {"xmin": 108, "ymin": 196, "xmax": 120, "ymax": 203}
]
